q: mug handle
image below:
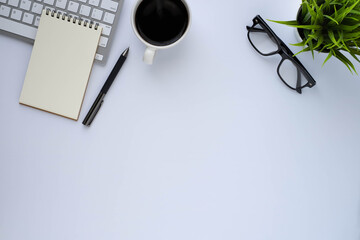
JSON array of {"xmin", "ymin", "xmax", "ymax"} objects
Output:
[{"xmin": 143, "ymin": 47, "xmax": 156, "ymax": 65}]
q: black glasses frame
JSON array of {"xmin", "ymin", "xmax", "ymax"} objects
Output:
[{"xmin": 246, "ymin": 15, "xmax": 316, "ymax": 94}]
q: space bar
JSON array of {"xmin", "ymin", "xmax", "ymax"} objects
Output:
[{"xmin": 0, "ymin": 17, "xmax": 37, "ymax": 40}]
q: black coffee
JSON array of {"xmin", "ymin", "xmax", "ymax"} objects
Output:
[{"xmin": 135, "ymin": 0, "xmax": 189, "ymax": 46}]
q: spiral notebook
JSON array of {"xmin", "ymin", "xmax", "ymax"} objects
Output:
[{"xmin": 19, "ymin": 10, "xmax": 102, "ymax": 120}]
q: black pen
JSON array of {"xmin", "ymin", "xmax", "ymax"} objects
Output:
[{"xmin": 82, "ymin": 47, "xmax": 129, "ymax": 126}]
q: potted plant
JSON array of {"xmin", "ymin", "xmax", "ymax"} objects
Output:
[{"xmin": 270, "ymin": 0, "xmax": 360, "ymax": 73}]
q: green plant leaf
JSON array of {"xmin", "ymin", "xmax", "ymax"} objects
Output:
[
  {"xmin": 324, "ymin": 14, "xmax": 339, "ymax": 24},
  {"xmin": 268, "ymin": 20, "xmax": 323, "ymax": 30},
  {"xmin": 293, "ymin": 46, "xmax": 312, "ymax": 56},
  {"xmin": 334, "ymin": 49, "xmax": 357, "ymax": 73},
  {"xmin": 323, "ymin": 50, "xmax": 333, "ymax": 66},
  {"xmin": 328, "ymin": 30, "xmax": 341, "ymax": 47},
  {"xmin": 290, "ymin": 41, "xmax": 307, "ymax": 47}
]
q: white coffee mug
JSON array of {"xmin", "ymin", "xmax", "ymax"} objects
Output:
[{"xmin": 131, "ymin": 0, "xmax": 191, "ymax": 64}]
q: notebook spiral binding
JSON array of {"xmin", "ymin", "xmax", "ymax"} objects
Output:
[{"xmin": 45, "ymin": 8, "xmax": 99, "ymax": 30}]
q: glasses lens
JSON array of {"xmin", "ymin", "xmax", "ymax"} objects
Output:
[
  {"xmin": 248, "ymin": 24, "xmax": 279, "ymax": 55},
  {"xmin": 278, "ymin": 59, "xmax": 308, "ymax": 89}
]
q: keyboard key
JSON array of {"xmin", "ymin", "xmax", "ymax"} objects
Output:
[
  {"xmin": 78, "ymin": 0, "xmax": 86, "ymax": 3},
  {"xmin": 88, "ymin": 0, "xmax": 99, "ymax": 6},
  {"xmin": 91, "ymin": 8, "xmax": 102, "ymax": 20},
  {"xmin": 19, "ymin": 0, "xmax": 31, "ymax": 10},
  {"xmin": 98, "ymin": 36, "xmax": 108, "ymax": 47},
  {"xmin": 95, "ymin": 53, "xmax": 103, "ymax": 61},
  {"xmin": 103, "ymin": 11, "xmax": 114, "ymax": 24},
  {"xmin": 10, "ymin": 8, "xmax": 22, "ymax": 20},
  {"xmin": 8, "ymin": 0, "xmax": 19, "ymax": 7},
  {"xmin": 34, "ymin": 15, "xmax": 40, "ymax": 26},
  {"xmin": 0, "ymin": 0, "xmax": 7, "ymax": 3},
  {"xmin": 31, "ymin": 2, "xmax": 43, "ymax": 14},
  {"xmin": 79, "ymin": 4, "xmax": 90, "ymax": 16},
  {"xmin": 43, "ymin": 0, "xmax": 54, "ymax": 5},
  {"xmin": 67, "ymin": 1, "xmax": 78, "ymax": 12},
  {"xmin": 22, "ymin": 12, "xmax": 33, "ymax": 24},
  {"xmin": 0, "ymin": 5, "xmax": 11, "ymax": 16},
  {"xmin": 98, "ymin": 22, "xmax": 111, "ymax": 35},
  {"xmin": 100, "ymin": 0, "xmax": 117, "ymax": 12},
  {"xmin": 0, "ymin": 16, "xmax": 37, "ymax": 38},
  {"xmin": 55, "ymin": 0, "xmax": 66, "ymax": 9}
]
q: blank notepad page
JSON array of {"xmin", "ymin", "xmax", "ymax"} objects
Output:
[{"xmin": 19, "ymin": 10, "xmax": 102, "ymax": 120}]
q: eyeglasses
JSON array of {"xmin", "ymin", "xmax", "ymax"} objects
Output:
[{"xmin": 246, "ymin": 15, "xmax": 316, "ymax": 94}]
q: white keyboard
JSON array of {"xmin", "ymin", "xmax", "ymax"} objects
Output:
[{"xmin": 0, "ymin": 0, "xmax": 123, "ymax": 64}]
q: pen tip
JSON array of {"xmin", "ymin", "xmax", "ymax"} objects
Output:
[{"xmin": 122, "ymin": 47, "xmax": 130, "ymax": 57}]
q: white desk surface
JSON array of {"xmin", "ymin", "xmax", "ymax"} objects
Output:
[{"xmin": 1, "ymin": 0, "xmax": 359, "ymax": 239}]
